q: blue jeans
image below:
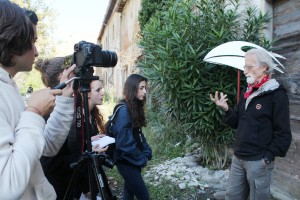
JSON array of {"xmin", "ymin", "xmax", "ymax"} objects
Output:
[
  {"xmin": 225, "ymin": 155, "xmax": 274, "ymax": 200},
  {"xmin": 116, "ymin": 161, "xmax": 149, "ymax": 200}
]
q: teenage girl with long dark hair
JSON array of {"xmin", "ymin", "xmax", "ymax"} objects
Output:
[{"xmin": 113, "ymin": 74, "xmax": 152, "ymax": 200}]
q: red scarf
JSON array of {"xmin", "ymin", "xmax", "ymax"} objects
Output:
[{"xmin": 244, "ymin": 75, "xmax": 270, "ymax": 99}]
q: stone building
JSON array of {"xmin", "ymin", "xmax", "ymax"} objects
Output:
[
  {"xmin": 97, "ymin": 0, "xmax": 300, "ymax": 199},
  {"xmin": 96, "ymin": 0, "xmax": 142, "ymax": 98}
]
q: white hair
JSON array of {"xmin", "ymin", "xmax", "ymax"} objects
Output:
[{"xmin": 245, "ymin": 48, "xmax": 277, "ymax": 75}]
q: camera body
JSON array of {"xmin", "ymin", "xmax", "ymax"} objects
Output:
[{"xmin": 72, "ymin": 41, "xmax": 118, "ymax": 76}]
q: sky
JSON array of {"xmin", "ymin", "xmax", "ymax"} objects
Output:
[{"xmin": 50, "ymin": 0, "xmax": 109, "ymax": 56}]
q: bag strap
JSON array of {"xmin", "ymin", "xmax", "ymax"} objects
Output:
[{"xmin": 111, "ymin": 103, "xmax": 125, "ymax": 122}]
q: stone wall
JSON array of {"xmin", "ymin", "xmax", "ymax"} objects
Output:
[{"xmin": 271, "ymin": 0, "xmax": 300, "ymax": 199}]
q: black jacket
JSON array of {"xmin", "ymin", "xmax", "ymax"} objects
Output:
[
  {"xmin": 224, "ymin": 79, "xmax": 292, "ymax": 161},
  {"xmin": 41, "ymin": 119, "xmax": 96, "ymax": 199}
]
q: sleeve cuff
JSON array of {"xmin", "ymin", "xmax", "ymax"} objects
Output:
[
  {"xmin": 54, "ymin": 96, "xmax": 74, "ymax": 114},
  {"xmin": 264, "ymin": 151, "xmax": 275, "ymax": 161}
]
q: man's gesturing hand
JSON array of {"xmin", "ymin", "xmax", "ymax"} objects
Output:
[{"xmin": 209, "ymin": 91, "xmax": 229, "ymax": 112}]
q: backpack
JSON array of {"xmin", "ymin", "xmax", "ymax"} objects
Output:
[{"xmin": 105, "ymin": 103, "xmax": 125, "ymax": 161}]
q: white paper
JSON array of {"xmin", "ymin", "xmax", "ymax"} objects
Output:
[
  {"xmin": 79, "ymin": 193, "xmax": 102, "ymax": 200},
  {"xmin": 91, "ymin": 136, "xmax": 115, "ymax": 149}
]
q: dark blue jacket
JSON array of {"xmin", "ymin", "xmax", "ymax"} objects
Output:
[{"xmin": 112, "ymin": 103, "xmax": 152, "ymax": 167}]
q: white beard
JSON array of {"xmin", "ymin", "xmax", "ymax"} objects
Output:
[{"xmin": 246, "ymin": 75, "xmax": 255, "ymax": 84}]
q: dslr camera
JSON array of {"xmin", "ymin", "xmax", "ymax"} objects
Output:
[{"xmin": 68, "ymin": 41, "xmax": 118, "ymax": 76}]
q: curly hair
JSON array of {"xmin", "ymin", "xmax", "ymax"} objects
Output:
[
  {"xmin": 123, "ymin": 74, "xmax": 148, "ymax": 128},
  {"xmin": 0, "ymin": 0, "xmax": 35, "ymax": 67}
]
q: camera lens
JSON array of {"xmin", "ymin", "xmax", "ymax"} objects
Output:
[
  {"xmin": 100, "ymin": 50, "xmax": 118, "ymax": 67},
  {"xmin": 104, "ymin": 157, "xmax": 115, "ymax": 169}
]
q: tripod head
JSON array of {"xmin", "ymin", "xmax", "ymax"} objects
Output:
[{"xmin": 70, "ymin": 152, "xmax": 114, "ymax": 170}]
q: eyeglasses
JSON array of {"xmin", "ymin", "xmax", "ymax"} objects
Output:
[{"xmin": 243, "ymin": 65, "xmax": 257, "ymax": 70}]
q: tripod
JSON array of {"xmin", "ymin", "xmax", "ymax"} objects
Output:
[{"xmin": 63, "ymin": 76, "xmax": 117, "ymax": 200}]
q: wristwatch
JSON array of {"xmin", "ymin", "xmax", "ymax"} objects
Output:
[{"xmin": 263, "ymin": 157, "xmax": 271, "ymax": 165}]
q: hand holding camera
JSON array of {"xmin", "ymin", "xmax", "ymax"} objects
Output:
[{"xmin": 60, "ymin": 64, "xmax": 76, "ymax": 97}]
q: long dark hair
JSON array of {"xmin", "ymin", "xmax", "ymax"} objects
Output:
[
  {"xmin": 0, "ymin": 0, "xmax": 35, "ymax": 67},
  {"xmin": 123, "ymin": 74, "xmax": 148, "ymax": 128}
]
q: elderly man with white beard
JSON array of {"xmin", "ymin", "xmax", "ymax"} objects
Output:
[{"xmin": 210, "ymin": 48, "xmax": 292, "ymax": 200}]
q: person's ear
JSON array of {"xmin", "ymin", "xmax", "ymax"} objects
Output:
[
  {"xmin": 58, "ymin": 73, "xmax": 63, "ymax": 80},
  {"xmin": 262, "ymin": 64, "xmax": 268, "ymax": 73}
]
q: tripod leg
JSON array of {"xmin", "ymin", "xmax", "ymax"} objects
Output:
[
  {"xmin": 89, "ymin": 164, "xmax": 98, "ymax": 200},
  {"xmin": 91, "ymin": 154, "xmax": 117, "ymax": 200},
  {"xmin": 63, "ymin": 165, "xmax": 81, "ymax": 200},
  {"xmin": 98, "ymin": 166, "xmax": 117, "ymax": 200}
]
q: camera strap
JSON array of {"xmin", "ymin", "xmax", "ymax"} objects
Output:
[{"xmin": 73, "ymin": 79, "xmax": 85, "ymax": 153}]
